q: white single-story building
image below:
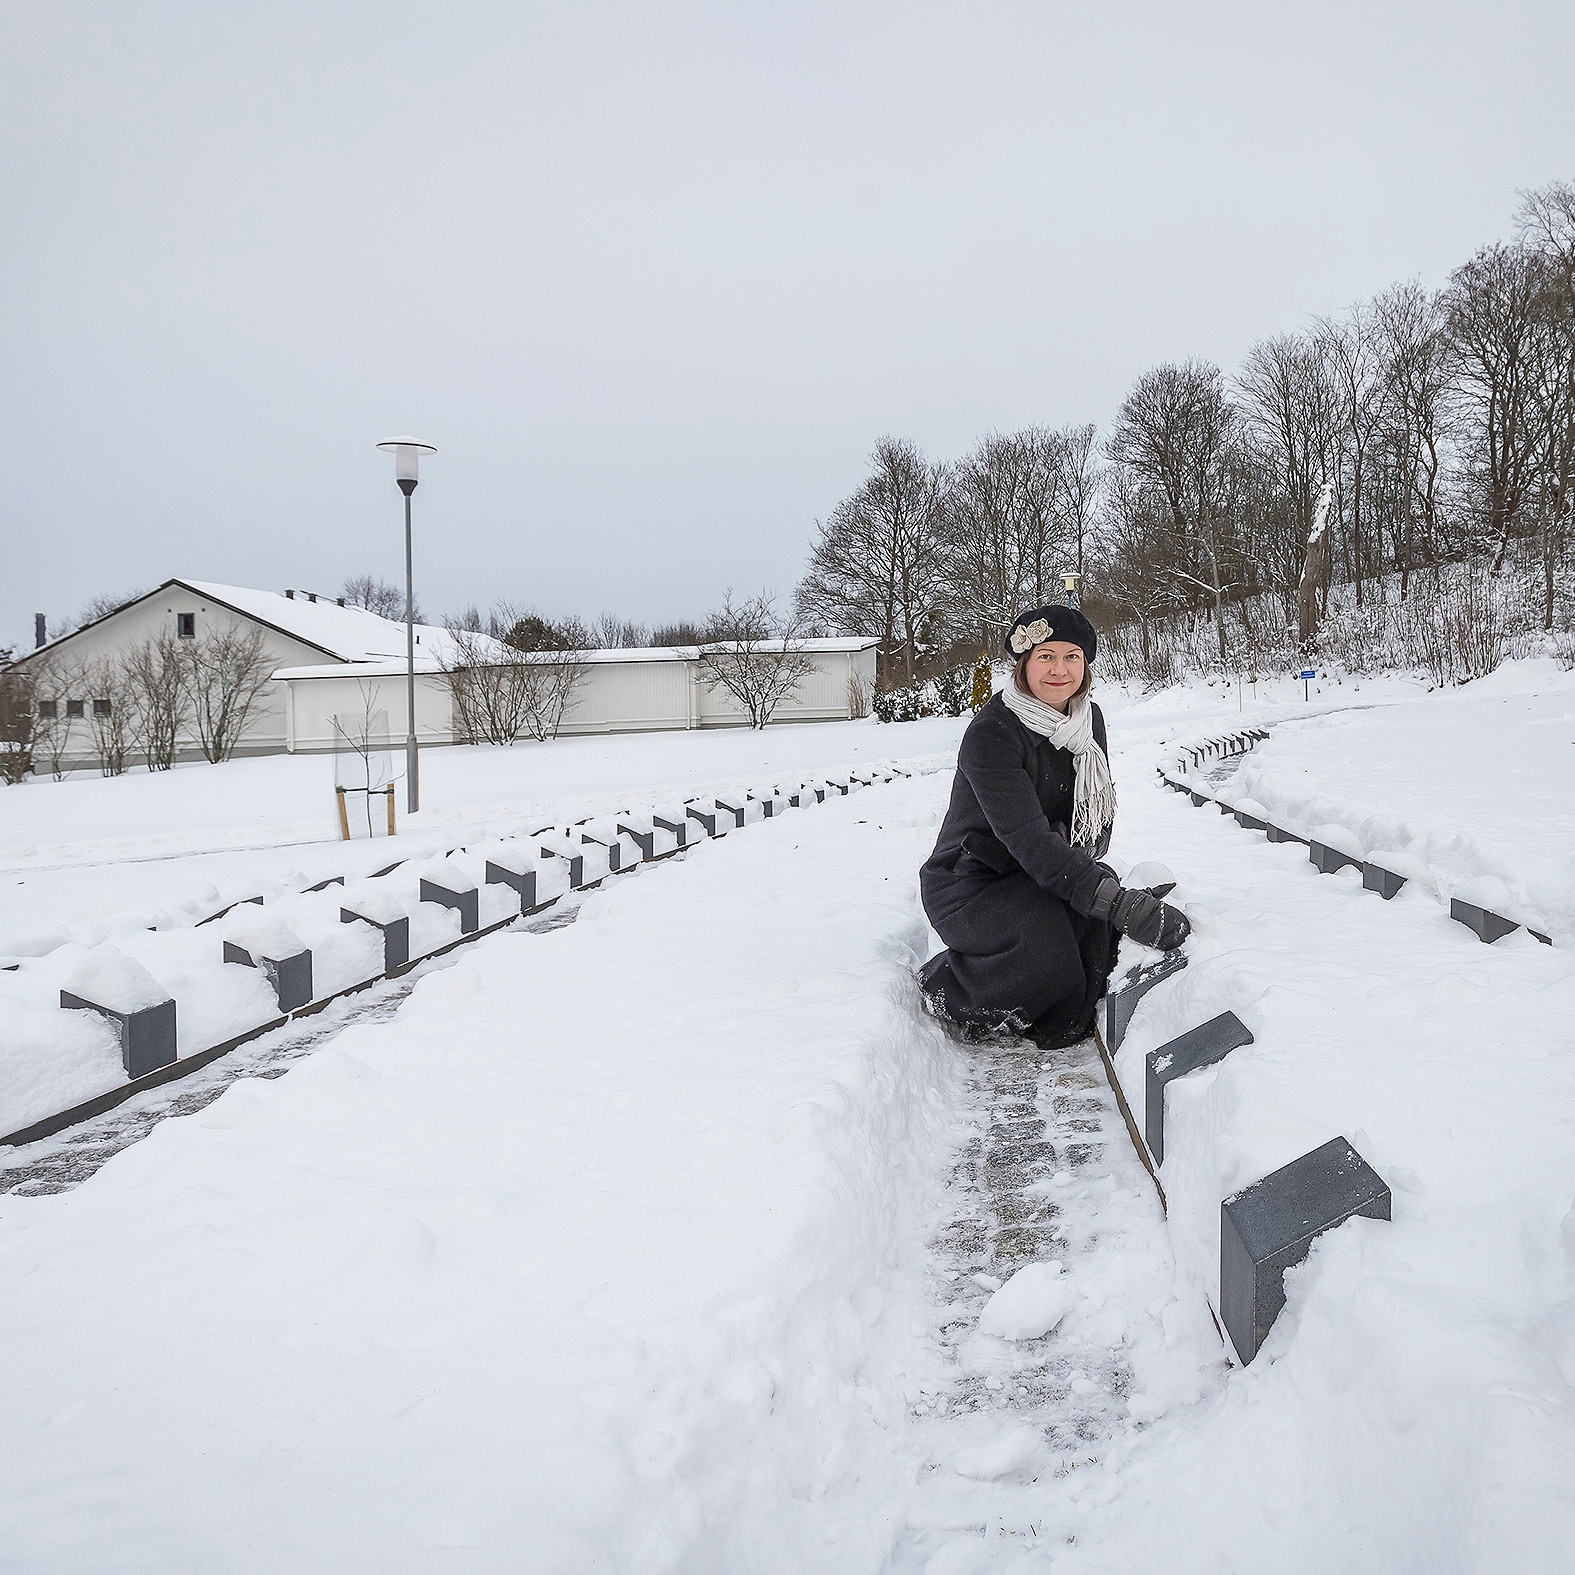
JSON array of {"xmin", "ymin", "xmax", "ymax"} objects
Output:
[
  {"xmin": 7, "ymin": 578, "xmax": 878, "ymax": 767},
  {"xmin": 275, "ymin": 637, "xmax": 880, "ymax": 753}
]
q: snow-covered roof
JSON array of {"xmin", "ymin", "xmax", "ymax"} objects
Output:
[
  {"xmin": 176, "ymin": 580, "xmax": 447, "ymax": 662},
  {"xmin": 16, "ymin": 577, "xmax": 458, "ymax": 667},
  {"xmin": 272, "ymin": 635, "xmax": 879, "ymax": 682}
]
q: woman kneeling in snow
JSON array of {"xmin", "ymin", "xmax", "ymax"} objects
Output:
[{"xmin": 919, "ymin": 606, "xmax": 1188, "ymax": 1049}]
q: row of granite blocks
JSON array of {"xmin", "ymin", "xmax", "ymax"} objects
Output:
[
  {"xmin": 54, "ymin": 766, "xmax": 909, "ymax": 1087},
  {"xmin": 1160, "ymin": 733, "xmax": 1554, "ymax": 947},
  {"xmin": 1097, "ymin": 953, "xmax": 1392, "ymax": 1367}
]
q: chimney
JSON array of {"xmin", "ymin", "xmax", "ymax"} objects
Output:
[
  {"xmin": 34, "ymin": 613, "xmax": 45, "ymax": 648},
  {"xmin": 307, "ymin": 592, "xmax": 317, "ymax": 603},
  {"xmin": 336, "ymin": 596, "xmax": 345, "ymax": 607},
  {"xmin": 285, "ymin": 589, "xmax": 295, "ymax": 599}
]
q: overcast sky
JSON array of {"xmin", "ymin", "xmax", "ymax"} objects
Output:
[{"xmin": 3, "ymin": 0, "xmax": 1572, "ymax": 649}]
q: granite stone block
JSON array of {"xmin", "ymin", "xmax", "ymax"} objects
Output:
[
  {"xmin": 1221, "ymin": 1136, "xmax": 1390, "ymax": 1364},
  {"xmin": 1101, "ymin": 950, "xmax": 1189, "ymax": 1053},
  {"xmin": 1450, "ymin": 899, "xmax": 1519, "ymax": 944},
  {"xmin": 222, "ymin": 942, "xmax": 313, "ymax": 1012},
  {"xmin": 484, "ymin": 861, "xmax": 538, "ymax": 912},
  {"xmin": 341, "ymin": 908, "xmax": 411, "ymax": 970},
  {"xmin": 60, "ymin": 991, "xmax": 177, "ymax": 1079},
  {"xmin": 1363, "ymin": 863, "xmax": 1407, "ymax": 900},
  {"xmin": 1309, "ymin": 840, "xmax": 1362, "ymax": 875},
  {"xmin": 1144, "ymin": 1011, "xmax": 1255, "ymax": 1164},
  {"xmin": 420, "ymin": 878, "xmax": 480, "ymax": 934}
]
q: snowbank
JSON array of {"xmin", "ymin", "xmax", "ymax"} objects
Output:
[
  {"xmin": 0, "ymin": 780, "xmax": 966, "ymax": 1570},
  {"xmin": 1231, "ymin": 664, "xmax": 1575, "ymax": 940}
]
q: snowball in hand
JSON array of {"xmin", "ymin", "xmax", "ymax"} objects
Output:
[{"xmin": 977, "ymin": 1261, "xmax": 1072, "ymax": 1340}]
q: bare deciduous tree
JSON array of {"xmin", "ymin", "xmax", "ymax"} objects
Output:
[
  {"xmin": 797, "ymin": 436, "xmax": 949, "ymax": 684},
  {"xmin": 0, "ymin": 655, "xmax": 35, "ymax": 784},
  {"xmin": 697, "ymin": 590, "xmax": 816, "ymax": 729},
  {"xmin": 78, "ymin": 655, "xmax": 136, "ymax": 776},
  {"xmin": 439, "ymin": 604, "xmax": 592, "ymax": 744},
  {"xmin": 939, "ymin": 428, "xmax": 1073, "ymax": 651},
  {"xmin": 1446, "ymin": 242, "xmax": 1544, "ymax": 570},
  {"xmin": 26, "ymin": 656, "xmax": 77, "ymax": 780},
  {"xmin": 1238, "ymin": 331, "xmax": 1337, "ymax": 618},
  {"xmin": 1108, "ymin": 360, "xmax": 1242, "ymax": 658},
  {"xmin": 594, "ymin": 613, "xmax": 651, "ymax": 649},
  {"xmin": 342, "ymin": 574, "xmax": 423, "ymax": 623},
  {"xmin": 123, "ymin": 631, "xmax": 190, "ymax": 770},
  {"xmin": 652, "ymin": 620, "xmax": 705, "ymax": 646},
  {"xmin": 181, "ymin": 620, "xmax": 275, "ymax": 763},
  {"xmin": 1057, "ymin": 422, "xmax": 1103, "ymax": 578}
]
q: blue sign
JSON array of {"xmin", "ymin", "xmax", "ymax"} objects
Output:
[{"xmin": 1299, "ymin": 669, "xmax": 1316, "ymax": 680}]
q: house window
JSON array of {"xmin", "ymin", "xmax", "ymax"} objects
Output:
[
  {"xmin": 38, "ymin": 699, "xmax": 57, "ymax": 719},
  {"xmin": 66, "ymin": 699, "xmax": 84, "ymax": 718},
  {"xmin": 94, "ymin": 698, "xmax": 112, "ymax": 717},
  {"xmin": 178, "ymin": 612, "xmax": 195, "ymax": 639}
]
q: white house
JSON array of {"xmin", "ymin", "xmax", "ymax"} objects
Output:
[
  {"xmin": 9, "ymin": 578, "xmax": 879, "ymax": 767},
  {"xmin": 10, "ymin": 578, "xmax": 466, "ymax": 765}
]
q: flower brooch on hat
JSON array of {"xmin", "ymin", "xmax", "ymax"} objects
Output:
[{"xmin": 1008, "ymin": 617, "xmax": 1052, "ymax": 655}]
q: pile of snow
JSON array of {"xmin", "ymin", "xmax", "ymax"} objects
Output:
[
  {"xmin": 222, "ymin": 913, "xmax": 308, "ymax": 961},
  {"xmin": 61, "ymin": 945, "xmax": 168, "ymax": 1011},
  {"xmin": 336, "ymin": 883, "xmax": 409, "ymax": 927},
  {"xmin": 977, "ymin": 1261, "xmax": 1073, "ymax": 1340},
  {"xmin": 1309, "ymin": 822, "xmax": 1365, "ymax": 860}
]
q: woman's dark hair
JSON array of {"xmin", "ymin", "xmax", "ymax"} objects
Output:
[{"xmin": 1013, "ymin": 647, "xmax": 1093, "ymax": 704}]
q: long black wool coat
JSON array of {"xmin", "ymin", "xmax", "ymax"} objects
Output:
[{"xmin": 920, "ymin": 693, "xmax": 1119, "ymax": 1047}]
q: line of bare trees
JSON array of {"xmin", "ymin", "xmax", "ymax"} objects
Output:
[
  {"xmin": 796, "ymin": 178, "xmax": 1575, "ymax": 688},
  {"xmin": 0, "ymin": 620, "xmax": 275, "ymax": 781},
  {"xmin": 435, "ymin": 587, "xmax": 819, "ymax": 744},
  {"xmin": 794, "ymin": 428, "xmax": 1102, "ymax": 687}
]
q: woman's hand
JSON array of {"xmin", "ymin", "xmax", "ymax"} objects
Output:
[
  {"xmin": 1087, "ymin": 874, "xmax": 1189, "ymax": 949},
  {"xmin": 1109, "ymin": 887, "xmax": 1190, "ymax": 950}
]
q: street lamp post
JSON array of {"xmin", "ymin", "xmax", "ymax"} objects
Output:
[{"xmin": 376, "ymin": 437, "xmax": 437, "ymax": 815}]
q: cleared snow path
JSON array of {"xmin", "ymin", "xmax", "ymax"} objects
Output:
[{"xmin": 894, "ymin": 1031, "xmax": 1223, "ymax": 1569}]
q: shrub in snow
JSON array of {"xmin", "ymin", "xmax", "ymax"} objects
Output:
[
  {"xmin": 977, "ymin": 1261, "xmax": 1073, "ymax": 1340},
  {"xmin": 931, "ymin": 665, "xmax": 970, "ymax": 717}
]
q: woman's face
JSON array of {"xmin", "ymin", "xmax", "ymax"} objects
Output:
[{"xmin": 1026, "ymin": 641, "xmax": 1085, "ymax": 712}]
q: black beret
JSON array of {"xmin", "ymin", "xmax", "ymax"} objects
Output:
[{"xmin": 1004, "ymin": 605, "xmax": 1098, "ymax": 664}]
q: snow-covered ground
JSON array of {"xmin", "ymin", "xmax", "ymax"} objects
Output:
[
  {"xmin": 0, "ymin": 717, "xmax": 967, "ymax": 940},
  {"xmin": 1, "ymin": 663, "xmax": 1573, "ymax": 1571},
  {"xmin": 1223, "ymin": 657, "xmax": 1575, "ymax": 941}
]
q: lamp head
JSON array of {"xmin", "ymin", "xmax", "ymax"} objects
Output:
[{"xmin": 377, "ymin": 436, "xmax": 438, "ymax": 490}]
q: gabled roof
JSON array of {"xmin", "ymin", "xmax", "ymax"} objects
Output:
[
  {"xmin": 16, "ymin": 578, "xmax": 451, "ymax": 666},
  {"xmin": 177, "ymin": 580, "xmax": 440, "ymax": 661}
]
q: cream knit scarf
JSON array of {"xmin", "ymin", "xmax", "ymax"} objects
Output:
[{"xmin": 999, "ymin": 681, "xmax": 1117, "ymax": 846}]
